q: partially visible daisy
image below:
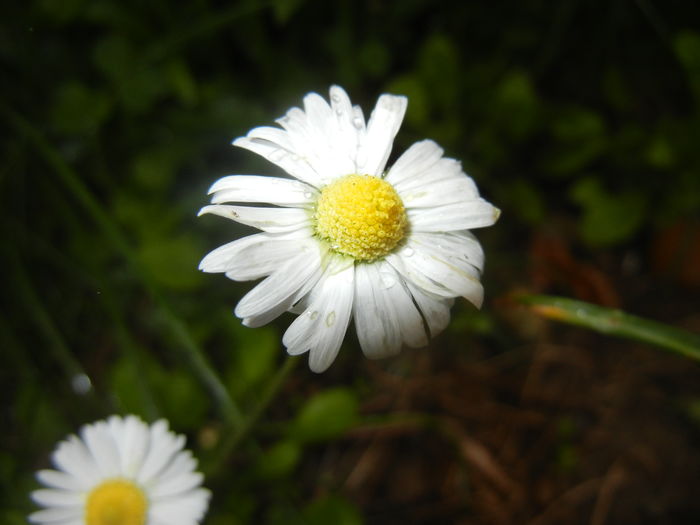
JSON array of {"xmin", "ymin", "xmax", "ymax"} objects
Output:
[
  {"xmin": 200, "ymin": 85, "xmax": 500, "ymax": 372},
  {"xmin": 29, "ymin": 415, "xmax": 210, "ymax": 525}
]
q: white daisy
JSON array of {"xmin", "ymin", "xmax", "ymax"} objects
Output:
[
  {"xmin": 199, "ymin": 85, "xmax": 500, "ymax": 373},
  {"xmin": 29, "ymin": 415, "xmax": 210, "ymax": 525}
]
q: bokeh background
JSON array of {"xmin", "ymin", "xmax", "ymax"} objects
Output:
[{"xmin": 3, "ymin": 0, "xmax": 700, "ymax": 523}]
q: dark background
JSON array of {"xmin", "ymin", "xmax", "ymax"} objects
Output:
[{"xmin": 2, "ymin": 1, "xmax": 700, "ymax": 523}]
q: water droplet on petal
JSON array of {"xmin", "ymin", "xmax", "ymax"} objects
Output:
[
  {"xmin": 379, "ymin": 272, "xmax": 397, "ymax": 289},
  {"xmin": 326, "ymin": 311, "xmax": 336, "ymax": 326},
  {"xmin": 403, "ymin": 246, "xmax": 415, "ymax": 257},
  {"xmin": 309, "ymin": 310, "xmax": 319, "ymax": 320},
  {"xmin": 331, "ymin": 93, "xmax": 341, "ymax": 103},
  {"xmin": 303, "ymin": 190, "xmax": 313, "ymax": 199},
  {"xmin": 352, "ymin": 116, "xmax": 364, "ymax": 129}
]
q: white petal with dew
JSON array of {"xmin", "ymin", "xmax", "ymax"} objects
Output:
[
  {"xmin": 353, "ymin": 261, "xmax": 427, "ymax": 358},
  {"xmin": 282, "ymin": 260, "xmax": 355, "ymax": 372},
  {"xmin": 358, "ymin": 94, "xmax": 407, "ymax": 176},
  {"xmin": 385, "ymin": 139, "xmax": 444, "ymax": 187},
  {"xmin": 199, "ymin": 231, "xmax": 311, "ymax": 280},
  {"xmin": 209, "ymin": 175, "xmax": 316, "ymax": 207},
  {"xmin": 198, "ymin": 205, "xmax": 310, "ymax": 233},
  {"xmin": 400, "ymin": 174, "xmax": 479, "ymax": 209},
  {"xmin": 234, "ymin": 248, "xmax": 322, "ymax": 322},
  {"xmin": 405, "ymin": 281, "xmax": 453, "ymax": 337},
  {"xmin": 233, "ymin": 134, "xmax": 321, "ymax": 187},
  {"xmin": 408, "ymin": 199, "xmax": 500, "ymax": 232},
  {"xmin": 149, "ymin": 488, "xmax": 211, "ymax": 524}
]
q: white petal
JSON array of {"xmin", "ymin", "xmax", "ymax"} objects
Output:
[
  {"xmin": 149, "ymin": 489, "xmax": 211, "ymax": 524},
  {"xmin": 282, "ymin": 260, "xmax": 355, "ymax": 373},
  {"xmin": 233, "ymin": 133, "xmax": 321, "ymax": 187},
  {"xmin": 110, "ymin": 414, "xmax": 150, "ymax": 479},
  {"xmin": 28, "ymin": 507, "xmax": 83, "ymax": 523},
  {"xmin": 35, "ymin": 470, "xmax": 87, "ymax": 492},
  {"xmin": 136, "ymin": 420, "xmax": 185, "ymax": 484},
  {"xmin": 353, "ymin": 262, "xmax": 427, "ymax": 359},
  {"xmin": 208, "ymin": 175, "xmax": 317, "ymax": 207},
  {"xmin": 81, "ymin": 421, "xmax": 120, "ymax": 478},
  {"xmin": 199, "ymin": 231, "xmax": 311, "ymax": 280},
  {"xmin": 413, "ymin": 231, "xmax": 485, "ymax": 273},
  {"xmin": 149, "ymin": 471, "xmax": 203, "ymax": 499},
  {"xmin": 358, "ymin": 94, "xmax": 407, "ymax": 176},
  {"xmin": 385, "ymin": 140, "xmax": 444, "ymax": 187},
  {"xmin": 401, "ymin": 175, "xmax": 479, "ymax": 209},
  {"xmin": 408, "ymin": 199, "xmax": 500, "ymax": 232},
  {"xmin": 234, "ymin": 248, "xmax": 322, "ymax": 323},
  {"xmin": 31, "ymin": 489, "xmax": 83, "ymax": 507},
  {"xmin": 387, "ymin": 241, "xmax": 484, "ymax": 307},
  {"xmin": 51, "ymin": 435, "xmax": 101, "ymax": 487},
  {"xmin": 405, "ymin": 282, "xmax": 453, "ymax": 337},
  {"xmin": 198, "ymin": 204, "xmax": 310, "ymax": 233}
]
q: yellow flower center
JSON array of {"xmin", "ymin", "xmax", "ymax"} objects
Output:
[
  {"xmin": 314, "ymin": 174, "xmax": 407, "ymax": 261},
  {"xmin": 86, "ymin": 479, "xmax": 147, "ymax": 525}
]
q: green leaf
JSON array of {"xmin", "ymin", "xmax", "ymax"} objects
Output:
[
  {"xmin": 545, "ymin": 107, "xmax": 607, "ymax": 176},
  {"xmin": 304, "ymin": 496, "xmax": 364, "ymax": 525},
  {"xmin": 570, "ymin": 177, "xmax": 647, "ymax": 246},
  {"xmin": 520, "ymin": 294, "xmax": 700, "ymax": 361},
  {"xmin": 51, "ymin": 82, "xmax": 113, "ymax": 135},
  {"xmin": 493, "ymin": 70, "xmax": 539, "ymax": 140},
  {"xmin": 289, "ymin": 388, "xmax": 359, "ymax": 443},
  {"xmin": 226, "ymin": 324, "xmax": 279, "ymax": 398},
  {"xmin": 254, "ymin": 440, "xmax": 301, "ymax": 479}
]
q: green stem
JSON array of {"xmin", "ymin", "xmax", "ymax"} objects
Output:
[
  {"xmin": 3, "ymin": 106, "xmax": 243, "ymax": 428},
  {"xmin": 204, "ymin": 355, "xmax": 299, "ymax": 477},
  {"xmin": 8, "ymin": 251, "xmax": 91, "ymax": 391},
  {"xmin": 519, "ymin": 294, "xmax": 700, "ymax": 360}
]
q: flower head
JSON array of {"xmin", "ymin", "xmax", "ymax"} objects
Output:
[
  {"xmin": 29, "ymin": 415, "xmax": 210, "ymax": 525},
  {"xmin": 200, "ymin": 85, "xmax": 500, "ymax": 372}
]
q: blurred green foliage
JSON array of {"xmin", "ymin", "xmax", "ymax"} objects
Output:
[{"xmin": 2, "ymin": 0, "xmax": 700, "ymax": 523}]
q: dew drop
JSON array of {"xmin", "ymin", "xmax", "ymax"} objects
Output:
[
  {"xmin": 309, "ymin": 310, "xmax": 319, "ymax": 320},
  {"xmin": 352, "ymin": 116, "xmax": 364, "ymax": 129},
  {"xmin": 326, "ymin": 311, "xmax": 336, "ymax": 326},
  {"xmin": 71, "ymin": 374, "xmax": 92, "ymax": 395},
  {"xmin": 331, "ymin": 93, "xmax": 341, "ymax": 103},
  {"xmin": 403, "ymin": 246, "xmax": 415, "ymax": 257},
  {"xmin": 303, "ymin": 190, "xmax": 313, "ymax": 199},
  {"xmin": 379, "ymin": 272, "xmax": 397, "ymax": 289}
]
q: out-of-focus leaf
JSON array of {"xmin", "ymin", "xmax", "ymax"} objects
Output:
[
  {"xmin": 111, "ymin": 354, "xmax": 158, "ymax": 419},
  {"xmin": 272, "ymin": 0, "xmax": 306, "ymax": 24},
  {"xmin": 674, "ymin": 31, "xmax": 700, "ymax": 103},
  {"xmin": 289, "ymin": 388, "xmax": 359, "ymax": 443},
  {"xmin": 570, "ymin": 177, "xmax": 646, "ymax": 246},
  {"xmin": 226, "ymin": 324, "xmax": 279, "ymax": 398},
  {"xmin": 138, "ymin": 233, "xmax": 204, "ymax": 290},
  {"xmin": 155, "ymin": 368, "xmax": 208, "ymax": 430},
  {"xmin": 51, "ymin": 82, "xmax": 113, "ymax": 135},
  {"xmin": 545, "ymin": 107, "xmax": 607, "ymax": 176},
  {"xmin": 359, "ymin": 39, "xmax": 390, "ymax": 78},
  {"xmin": 304, "ymin": 495, "xmax": 364, "ymax": 525},
  {"xmin": 520, "ymin": 294, "xmax": 700, "ymax": 361},
  {"xmin": 418, "ymin": 34, "xmax": 459, "ymax": 109},
  {"xmin": 493, "ymin": 70, "xmax": 539, "ymax": 141},
  {"xmin": 166, "ymin": 59, "xmax": 198, "ymax": 106},
  {"xmin": 254, "ymin": 440, "xmax": 301, "ymax": 479}
]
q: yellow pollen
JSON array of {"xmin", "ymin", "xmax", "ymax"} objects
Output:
[
  {"xmin": 314, "ymin": 174, "xmax": 407, "ymax": 261},
  {"xmin": 86, "ymin": 479, "xmax": 147, "ymax": 525}
]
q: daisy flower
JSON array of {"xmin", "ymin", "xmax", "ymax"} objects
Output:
[
  {"xmin": 199, "ymin": 85, "xmax": 500, "ymax": 372},
  {"xmin": 29, "ymin": 415, "xmax": 210, "ymax": 525}
]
